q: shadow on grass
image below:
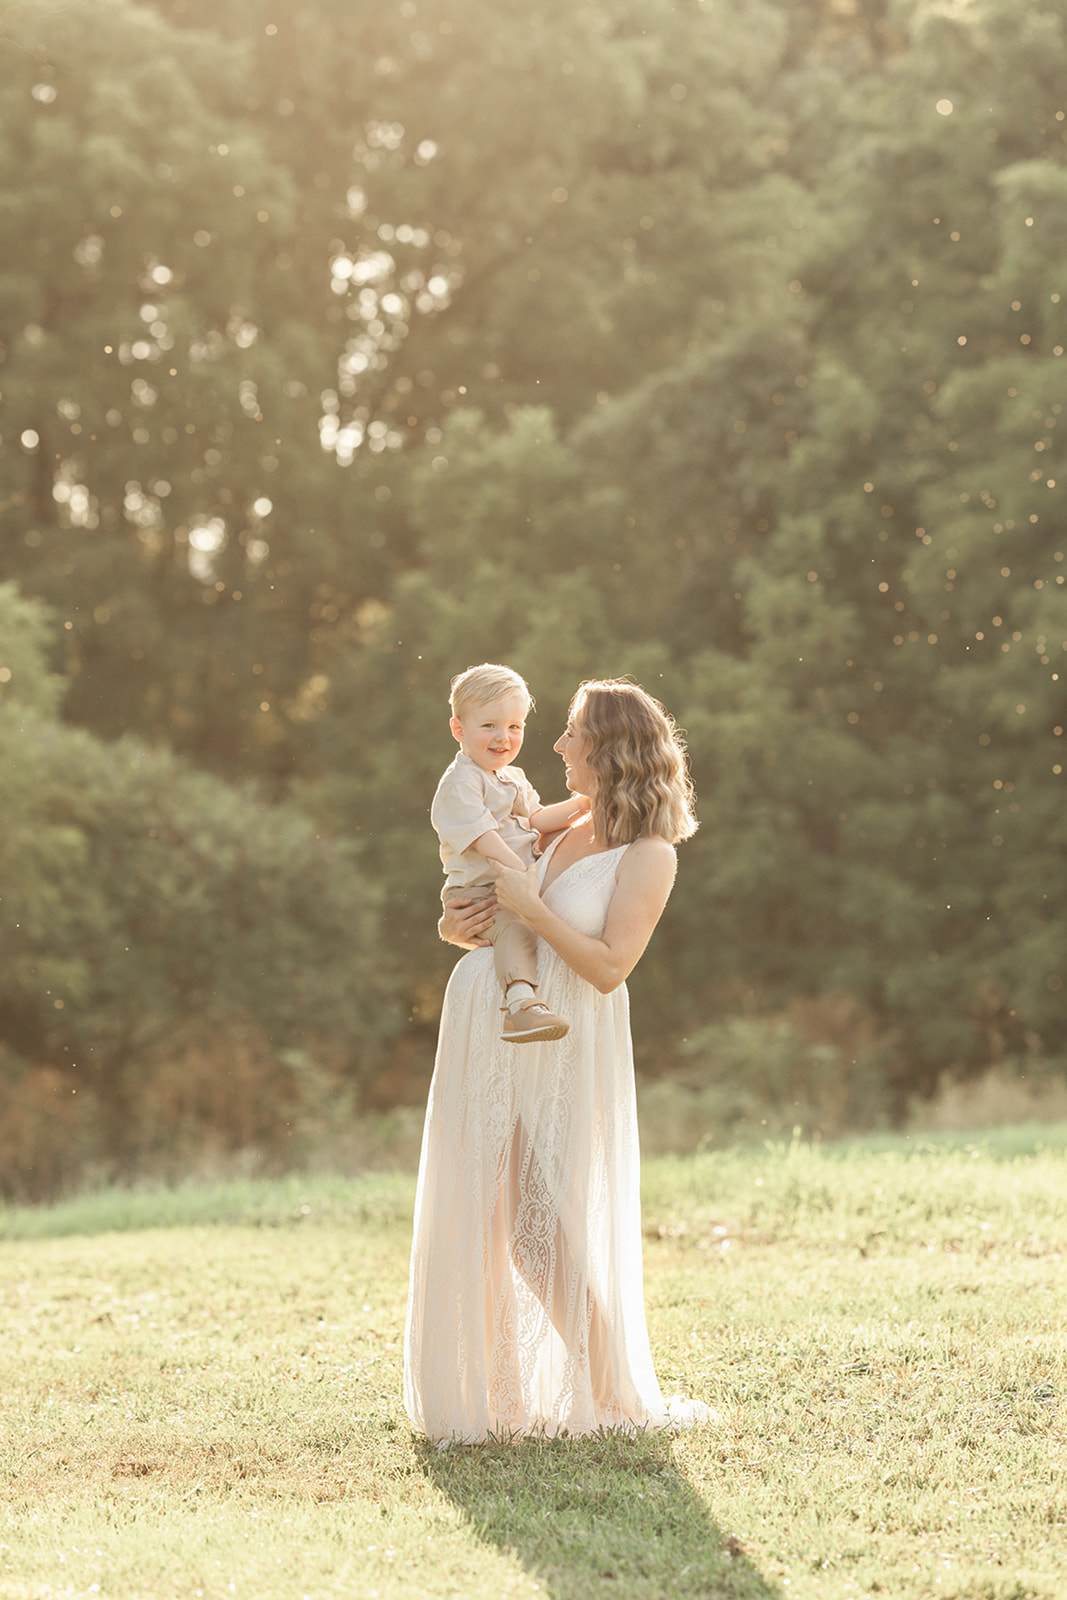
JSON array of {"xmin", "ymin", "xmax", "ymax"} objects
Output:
[{"xmin": 417, "ymin": 1427, "xmax": 781, "ymax": 1600}]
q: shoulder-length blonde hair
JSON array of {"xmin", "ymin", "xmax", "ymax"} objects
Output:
[{"xmin": 570, "ymin": 680, "xmax": 698, "ymax": 846}]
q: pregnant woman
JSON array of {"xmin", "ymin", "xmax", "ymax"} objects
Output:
[{"xmin": 404, "ymin": 678, "xmax": 700, "ymax": 1442}]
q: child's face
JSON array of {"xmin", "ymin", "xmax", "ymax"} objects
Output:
[{"xmin": 451, "ymin": 693, "xmax": 528, "ymax": 775}]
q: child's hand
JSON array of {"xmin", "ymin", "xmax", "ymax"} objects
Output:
[{"xmin": 494, "ymin": 863, "xmax": 541, "ymax": 921}]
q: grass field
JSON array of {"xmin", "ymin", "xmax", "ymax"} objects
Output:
[{"xmin": 1, "ymin": 1129, "xmax": 1065, "ymax": 1600}]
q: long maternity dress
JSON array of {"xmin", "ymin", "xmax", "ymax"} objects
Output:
[{"xmin": 403, "ymin": 835, "xmax": 672, "ymax": 1442}]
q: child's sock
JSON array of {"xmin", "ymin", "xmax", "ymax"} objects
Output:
[{"xmin": 505, "ymin": 982, "xmax": 536, "ymax": 1014}]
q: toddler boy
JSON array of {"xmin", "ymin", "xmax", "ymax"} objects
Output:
[{"xmin": 432, "ymin": 663, "xmax": 586, "ymax": 1043}]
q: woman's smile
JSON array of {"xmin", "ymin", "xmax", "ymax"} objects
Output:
[{"xmin": 555, "ymin": 725, "xmax": 595, "ymax": 794}]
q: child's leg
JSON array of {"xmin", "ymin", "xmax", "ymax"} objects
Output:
[
  {"xmin": 443, "ymin": 884, "xmax": 567, "ymax": 1041},
  {"xmin": 441, "ymin": 884, "xmax": 538, "ymax": 996},
  {"xmin": 491, "ymin": 912, "xmax": 569, "ymax": 1041},
  {"xmin": 486, "ymin": 906, "xmax": 539, "ymax": 995}
]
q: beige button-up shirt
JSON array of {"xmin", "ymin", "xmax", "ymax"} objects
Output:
[{"xmin": 431, "ymin": 752, "xmax": 541, "ymax": 890}]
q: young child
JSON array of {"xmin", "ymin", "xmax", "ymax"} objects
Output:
[{"xmin": 432, "ymin": 663, "xmax": 587, "ymax": 1043}]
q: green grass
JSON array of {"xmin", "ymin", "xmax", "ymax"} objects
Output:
[
  {"xmin": 2, "ymin": 1128, "xmax": 1066, "ymax": 1599},
  {"xmin": 0, "ymin": 1170, "xmax": 415, "ymax": 1243}
]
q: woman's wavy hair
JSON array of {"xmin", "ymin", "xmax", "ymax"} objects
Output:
[{"xmin": 570, "ymin": 680, "xmax": 698, "ymax": 846}]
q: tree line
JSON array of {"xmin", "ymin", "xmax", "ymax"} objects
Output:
[{"xmin": 2, "ymin": 0, "xmax": 1066, "ymax": 1190}]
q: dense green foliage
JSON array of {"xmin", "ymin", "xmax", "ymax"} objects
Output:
[
  {"xmin": 0, "ymin": 585, "xmax": 393, "ymax": 1189},
  {"xmin": 2, "ymin": 0, "xmax": 1067, "ymax": 1171}
]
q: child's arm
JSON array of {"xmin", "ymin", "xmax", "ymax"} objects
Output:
[
  {"xmin": 471, "ymin": 829, "xmax": 529, "ymax": 874},
  {"xmin": 529, "ymin": 795, "xmax": 589, "ymax": 834}
]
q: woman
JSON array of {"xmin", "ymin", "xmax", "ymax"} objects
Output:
[{"xmin": 403, "ymin": 679, "xmax": 700, "ymax": 1442}]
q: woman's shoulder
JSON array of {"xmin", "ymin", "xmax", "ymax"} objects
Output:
[
  {"xmin": 627, "ymin": 833, "xmax": 677, "ymax": 856},
  {"xmin": 618, "ymin": 835, "xmax": 677, "ymax": 875}
]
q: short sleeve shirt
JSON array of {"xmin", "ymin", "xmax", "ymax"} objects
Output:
[{"xmin": 431, "ymin": 752, "xmax": 542, "ymax": 889}]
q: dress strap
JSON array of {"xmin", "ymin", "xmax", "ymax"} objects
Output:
[{"xmin": 536, "ymin": 830, "xmax": 569, "ymax": 885}]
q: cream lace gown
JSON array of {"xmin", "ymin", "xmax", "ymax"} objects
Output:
[{"xmin": 404, "ymin": 837, "xmax": 671, "ymax": 1442}]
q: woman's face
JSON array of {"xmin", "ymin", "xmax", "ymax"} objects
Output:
[{"xmin": 554, "ymin": 718, "xmax": 596, "ymax": 796}]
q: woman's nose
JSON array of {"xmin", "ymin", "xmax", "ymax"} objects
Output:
[{"xmin": 553, "ymin": 736, "xmax": 565, "ymax": 753}]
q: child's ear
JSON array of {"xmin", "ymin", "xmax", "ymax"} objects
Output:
[{"xmin": 449, "ymin": 715, "xmax": 464, "ymax": 744}]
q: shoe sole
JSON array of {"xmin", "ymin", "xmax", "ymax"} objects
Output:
[{"xmin": 501, "ymin": 1023, "xmax": 570, "ymax": 1043}]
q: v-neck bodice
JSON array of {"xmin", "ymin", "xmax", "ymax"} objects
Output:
[{"xmin": 538, "ymin": 835, "xmax": 629, "ymax": 939}]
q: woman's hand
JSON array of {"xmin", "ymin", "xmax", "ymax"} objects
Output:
[
  {"xmin": 494, "ymin": 863, "xmax": 542, "ymax": 921},
  {"xmin": 438, "ymin": 894, "xmax": 496, "ymax": 949}
]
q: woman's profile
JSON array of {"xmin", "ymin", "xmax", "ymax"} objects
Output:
[{"xmin": 404, "ymin": 678, "xmax": 703, "ymax": 1442}]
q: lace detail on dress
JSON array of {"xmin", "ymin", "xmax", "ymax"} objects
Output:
[{"xmin": 403, "ymin": 837, "xmax": 673, "ymax": 1442}]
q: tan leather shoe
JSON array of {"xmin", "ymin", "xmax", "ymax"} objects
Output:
[{"xmin": 500, "ymin": 999, "xmax": 570, "ymax": 1043}]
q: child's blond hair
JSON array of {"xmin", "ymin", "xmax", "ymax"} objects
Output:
[{"xmin": 449, "ymin": 663, "xmax": 533, "ymax": 722}]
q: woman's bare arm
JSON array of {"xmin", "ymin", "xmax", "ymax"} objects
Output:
[{"xmin": 494, "ymin": 839, "xmax": 676, "ymax": 993}]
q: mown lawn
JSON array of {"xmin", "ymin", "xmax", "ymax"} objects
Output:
[{"xmin": 1, "ymin": 1131, "xmax": 1065, "ymax": 1600}]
